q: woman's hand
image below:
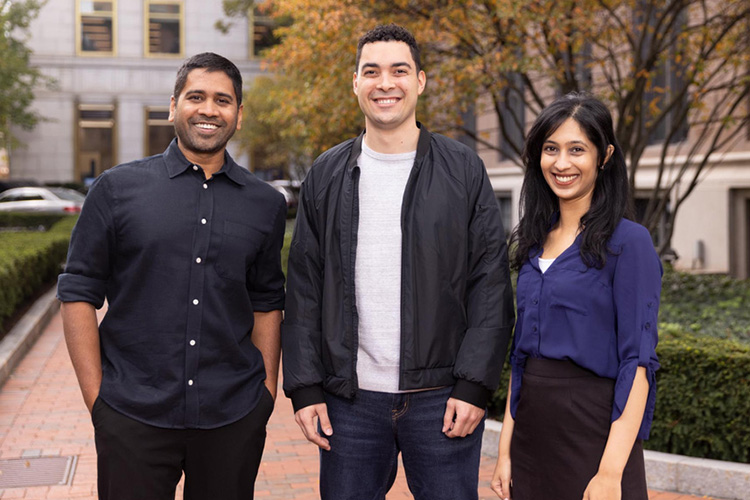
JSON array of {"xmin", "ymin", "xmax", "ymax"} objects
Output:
[
  {"xmin": 490, "ymin": 454, "xmax": 512, "ymax": 499},
  {"xmin": 582, "ymin": 471, "xmax": 621, "ymax": 500}
]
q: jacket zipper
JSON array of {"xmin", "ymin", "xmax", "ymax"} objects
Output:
[
  {"xmin": 349, "ymin": 167, "xmax": 361, "ymax": 398},
  {"xmin": 398, "ymin": 155, "xmax": 422, "ymax": 390}
]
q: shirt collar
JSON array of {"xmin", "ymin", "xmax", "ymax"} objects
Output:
[{"xmin": 163, "ymin": 138, "xmax": 246, "ymax": 186}]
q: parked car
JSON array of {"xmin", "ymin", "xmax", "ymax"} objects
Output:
[
  {"xmin": 267, "ymin": 180, "xmax": 300, "ymax": 210},
  {"xmin": 0, "ymin": 187, "xmax": 85, "ymax": 214}
]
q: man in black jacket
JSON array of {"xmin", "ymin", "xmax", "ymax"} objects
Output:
[{"xmin": 282, "ymin": 24, "xmax": 514, "ymax": 500}]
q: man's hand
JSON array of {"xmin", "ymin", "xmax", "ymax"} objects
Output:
[
  {"xmin": 442, "ymin": 397, "xmax": 484, "ymax": 438},
  {"xmin": 294, "ymin": 403, "xmax": 333, "ymax": 450},
  {"xmin": 61, "ymin": 302, "xmax": 102, "ymax": 415}
]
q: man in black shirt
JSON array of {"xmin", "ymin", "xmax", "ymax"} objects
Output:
[{"xmin": 58, "ymin": 52, "xmax": 286, "ymax": 500}]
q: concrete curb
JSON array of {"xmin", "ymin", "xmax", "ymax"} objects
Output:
[
  {"xmin": 481, "ymin": 419, "xmax": 750, "ymax": 500},
  {"xmin": 0, "ymin": 288, "xmax": 60, "ymax": 388}
]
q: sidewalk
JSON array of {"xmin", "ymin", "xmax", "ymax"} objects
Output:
[{"xmin": 0, "ymin": 304, "xmax": 718, "ymax": 499}]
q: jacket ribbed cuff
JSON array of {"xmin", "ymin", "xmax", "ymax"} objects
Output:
[
  {"xmin": 290, "ymin": 385, "xmax": 326, "ymax": 413},
  {"xmin": 450, "ymin": 379, "xmax": 491, "ymax": 409}
]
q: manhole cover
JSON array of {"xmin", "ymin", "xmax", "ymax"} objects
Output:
[{"xmin": 0, "ymin": 456, "xmax": 78, "ymax": 488}]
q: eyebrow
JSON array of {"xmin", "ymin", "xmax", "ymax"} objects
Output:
[
  {"xmin": 544, "ymin": 139, "xmax": 589, "ymax": 146},
  {"xmin": 184, "ymin": 89, "xmax": 235, "ymax": 102},
  {"xmin": 360, "ymin": 62, "xmax": 413, "ymax": 71}
]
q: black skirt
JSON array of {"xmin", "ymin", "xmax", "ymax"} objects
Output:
[{"xmin": 510, "ymin": 358, "xmax": 648, "ymax": 500}]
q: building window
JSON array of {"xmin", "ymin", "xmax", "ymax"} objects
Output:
[
  {"xmin": 145, "ymin": 1, "xmax": 183, "ymax": 56},
  {"xmin": 76, "ymin": 104, "xmax": 116, "ymax": 184},
  {"xmin": 250, "ymin": 4, "xmax": 280, "ymax": 57},
  {"xmin": 495, "ymin": 192, "xmax": 513, "ymax": 240},
  {"xmin": 498, "ymin": 75, "xmax": 525, "ymax": 162},
  {"xmin": 635, "ymin": 4, "xmax": 689, "ymax": 145},
  {"xmin": 145, "ymin": 107, "xmax": 174, "ymax": 156},
  {"xmin": 77, "ymin": 1, "xmax": 116, "ymax": 55},
  {"xmin": 458, "ymin": 105, "xmax": 477, "ymax": 151}
]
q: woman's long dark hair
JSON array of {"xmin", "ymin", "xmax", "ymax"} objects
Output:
[{"xmin": 510, "ymin": 92, "xmax": 633, "ymax": 270}]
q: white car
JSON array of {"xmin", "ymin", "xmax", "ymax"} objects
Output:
[{"xmin": 0, "ymin": 187, "xmax": 85, "ymax": 214}]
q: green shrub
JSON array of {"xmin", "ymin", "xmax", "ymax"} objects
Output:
[
  {"xmin": 282, "ymin": 219, "xmax": 294, "ymax": 278},
  {"xmin": 0, "ymin": 212, "xmax": 67, "ymax": 230},
  {"xmin": 646, "ymin": 325, "xmax": 750, "ymax": 463},
  {"xmin": 660, "ymin": 269, "xmax": 750, "ymax": 344},
  {"xmin": 0, "ymin": 217, "xmax": 77, "ymax": 333}
]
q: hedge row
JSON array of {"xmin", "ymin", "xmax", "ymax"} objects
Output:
[
  {"xmin": 646, "ymin": 324, "xmax": 750, "ymax": 463},
  {"xmin": 660, "ymin": 269, "xmax": 750, "ymax": 343},
  {"xmin": 0, "ymin": 217, "xmax": 76, "ymax": 333},
  {"xmin": 488, "ymin": 325, "xmax": 750, "ymax": 463},
  {"xmin": 0, "ymin": 213, "xmax": 66, "ymax": 230}
]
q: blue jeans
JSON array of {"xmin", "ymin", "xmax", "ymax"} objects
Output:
[{"xmin": 320, "ymin": 387, "xmax": 484, "ymax": 500}]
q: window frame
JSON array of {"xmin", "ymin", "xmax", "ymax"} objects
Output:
[
  {"xmin": 76, "ymin": 0, "xmax": 117, "ymax": 57},
  {"xmin": 144, "ymin": 0, "xmax": 184, "ymax": 58},
  {"xmin": 144, "ymin": 106, "xmax": 175, "ymax": 157},
  {"xmin": 75, "ymin": 103, "xmax": 117, "ymax": 183}
]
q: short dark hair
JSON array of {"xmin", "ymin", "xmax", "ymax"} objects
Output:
[
  {"xmin": 355, "ymin": 24, "xmax": 421, "ymax": 73},
  {"xmin": 173, "ymin": 52, "xmax": 243, "ymax": 106},
  {"xmin": 512, "ymin": 92, "xmax": 632, "ymax": 269}
]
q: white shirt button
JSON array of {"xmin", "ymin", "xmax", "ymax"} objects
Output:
[
  {"xmin": 203, "ymin": 183, "xmax": 208, "ymax": 189},
  {"xmin": 201, "ymin": 218, "xmax": 207, "ymax": 224},
  {"xmin": 189, "ymin": 340, "xmax": 196, "ymax": 346},
  {"xmin": 192, "ymin": 165, "xmax": 198, "ymax": 171},
  {"xmin": 195, "ymin": 257, "xmax": 202, "ymax": 264},
  {"xmin": 188, "ymin": 379, "xmax": 194, "ymax": 386},
  {"xmin": 192, "ymin": 299, "xmax": 199, "ymax": 305}
]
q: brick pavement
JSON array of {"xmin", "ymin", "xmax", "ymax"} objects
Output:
[{"xmin": 0, "ymin": 308, "xmax": 717, "ymax": 499}]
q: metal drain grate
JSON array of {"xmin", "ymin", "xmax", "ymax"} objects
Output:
[{"xmin": 0, "ymin": 456, "xmax": 78, "ymax": 488}]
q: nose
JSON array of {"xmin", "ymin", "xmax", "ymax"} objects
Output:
[
  {"xmin": 199, "ymin": 99, "xmax": 219, "ymax": 117},
  {"xmin": 554, "ymin": 152, "xmax": 572, "ymax": 170},
  {"xmin": 377, "ymin": 73, "xmax": 396, "ymax": 91}
]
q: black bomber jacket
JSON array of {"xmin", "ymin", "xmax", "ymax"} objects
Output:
[{"xmin": 281, "ymin": 125, "xmax": 515, "ymax": 412}]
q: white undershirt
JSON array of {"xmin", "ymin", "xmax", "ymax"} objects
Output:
[
  {"xmin": 538, "ymin": 256, "xmax": 556, "ymax": 273},
  {"xmin": 355, "ymin": 139, "xmax": 416, "ymax": 393}
]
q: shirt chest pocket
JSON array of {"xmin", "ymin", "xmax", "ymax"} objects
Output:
[{"xmin": 215, "ymin": 220, "xmax": 264, "ymax": 283}]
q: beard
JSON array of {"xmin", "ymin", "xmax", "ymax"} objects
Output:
[{"xmin": 173, "ymin": 114, "xmax": 238, "ymax": 156}]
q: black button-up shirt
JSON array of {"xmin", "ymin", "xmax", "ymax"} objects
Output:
[{"xmin": 57, "ymin": 139, "xmax": 286, "ymax": 429}]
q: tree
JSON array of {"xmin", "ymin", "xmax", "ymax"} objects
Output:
[
  {"xmin": 235, "ymin": 0, "xmax": 750, "ymax": 254},
  {"xmin": 235, "ymin": 75, "xmax": 312, "ymax": 180},
  {"xmin": 0, "ymin": 0, "xmax": 48, "ymax": 156}
]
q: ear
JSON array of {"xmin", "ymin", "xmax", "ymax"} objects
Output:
[
  {"xmin": 353, "ymin": 72, "xmax": 359, "ymax": 96},
  {"xmin": 601, "ymin": 144, "xmax": 614, "ymax": 169},
  {"xmin": 417, "ymin": 70, "xmax": 426, "ymax": 95},
  {"xmin": 236, "ymin": 103, "xmax": 243, "ymax": 131},
  {"xmin": 168, "ymin": 96, "xmax": 176, "ymax": 122}
]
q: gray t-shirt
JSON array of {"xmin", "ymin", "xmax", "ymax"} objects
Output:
[{"xmin": 355, "ymin": 139, "xmax": 415, "ymax": 393}]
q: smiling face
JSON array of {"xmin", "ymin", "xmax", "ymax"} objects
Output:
[
  {"xmin": 169, "ymin": 68, "xmax": 242, "ymax": 160},
  {"xmin": 540, "ymin": 117, "xmax": 612, "ymax": 209},
  {"xmin": 353, "ymin": 40, "xmax": 426, "ymax": 134}
]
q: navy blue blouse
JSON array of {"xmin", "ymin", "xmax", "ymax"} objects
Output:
[{"xmin": 510, "ymin": 218, "xmax": 662, "ymax": 439}]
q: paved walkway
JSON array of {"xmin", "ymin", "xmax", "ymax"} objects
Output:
[{"xmin": 0, "ymin": 308, "xmax": 715, "ymax": 499}]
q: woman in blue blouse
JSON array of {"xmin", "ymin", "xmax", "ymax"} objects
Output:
[{"xmin": 491, "ymin": 93, "xmax": 662, "ymax": 500}]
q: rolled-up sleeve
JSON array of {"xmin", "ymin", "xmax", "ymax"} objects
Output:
[
  {"xmin": 57, "ymin": 173, "xmax": 115, "ymax": 308},
  {"xmin": 611, "ymin": 224, "xmax": 663, "ymax": 439},
  {"xmin": 247, "ymin": 197, "xmax": 286, "ymax": 312}
]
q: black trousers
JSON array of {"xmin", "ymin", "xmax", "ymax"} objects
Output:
[{"xmin": 92, "ymin": 389, "xmax": 274, "ymax": 500}]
